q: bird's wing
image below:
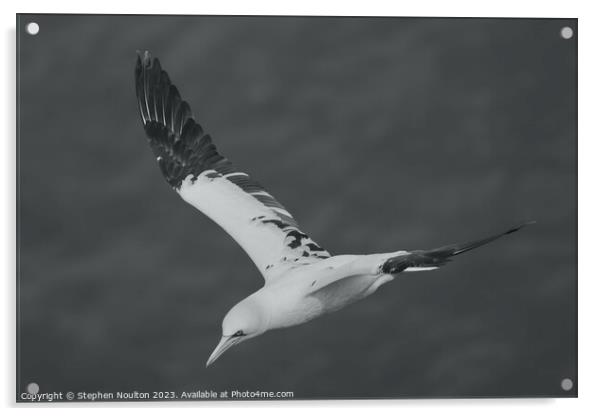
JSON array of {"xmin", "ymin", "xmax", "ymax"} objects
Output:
[
  {"xmin": 378, "ymin": 222, "xmax": 533, "ymax": 274},
  {"xmin": 135, "ymin": 52, "xmax": 329, "ymax": 282},
  {"xmin": 308, "ymin": 223, "xmax": 532, "ymax": 294}
]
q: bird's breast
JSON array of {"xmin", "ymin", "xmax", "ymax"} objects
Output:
[{"xmin": 262, "ymin": 272, "xmax": 379, "ymax": 329}]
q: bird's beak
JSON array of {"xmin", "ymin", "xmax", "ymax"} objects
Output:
[{"xmin": 206, "ymin": 335, "xmax": 239, "ymax": 367}]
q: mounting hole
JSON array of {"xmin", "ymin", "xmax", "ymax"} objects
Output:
[
  {"xmin": 26, "ymin": 382, "xmax": 39, "ymax": 394},
  {"xmin": 561, "ymin": 378, "xmax": 573, "ymax": 391},
  {"xmin": 560, "ymin": 26, "xmax": 573, "ymax": 40},
  {"xmin": 25, "ymin": 22, "xmax": 40, "ymax": 36}
]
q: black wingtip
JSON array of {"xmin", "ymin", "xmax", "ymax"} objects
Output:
[
  {"xmin": 136, "ymin": 50, "xmax": 152, "ymax": 65},
  {"xmin": 505, "ymin": 220, "xmax": 536, "ymax": 235},
  {"xmin": 134, "ymin": 52, "xmax": 226, "ymax": 190},
  {"xmin": 380, "ymin": 221, "xmax": 534, "ymax": 274},
  {"xmin": 135, "ymin": 51, "xmax": 155, "ymax": 79}
]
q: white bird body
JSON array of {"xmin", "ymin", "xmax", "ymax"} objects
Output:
[
  {"xmin": 247, "ymin": 254, "xmax": 395, "ymax": 330},
  {"xmin": 135, "ymin": 51, "xmax": 531, "ymax": 366}
]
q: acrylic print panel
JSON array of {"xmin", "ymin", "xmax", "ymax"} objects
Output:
[{"xmin": 16, "ymin": 14, "xmax": 577, "ymax": 401}]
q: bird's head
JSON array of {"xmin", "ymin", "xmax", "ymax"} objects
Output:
[{"xmin": 206, "ymin": 297, "xmax": 268, "ymax": 367}]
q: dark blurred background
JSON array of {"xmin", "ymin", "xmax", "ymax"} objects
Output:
[{"xmin": 17, "ymin": 15, "xmax": 577, "ymax": 399}]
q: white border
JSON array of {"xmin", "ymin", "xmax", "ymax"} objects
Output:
[{"xmin": 2, "ymin": 1, "xmax": 600, "ymax": 414}]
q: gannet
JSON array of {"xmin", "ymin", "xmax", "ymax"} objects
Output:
[{"xmin": 134, "ymin": 51, "xmax": 531, "ymax": 367}]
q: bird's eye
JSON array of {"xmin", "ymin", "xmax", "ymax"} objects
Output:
[{"xmin": 233, "ymin": 330, "xmax": 244, "ymax": 337}]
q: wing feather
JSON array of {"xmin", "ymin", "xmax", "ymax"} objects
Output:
[{"xmin": 135, "ymin": 51, "xmax": 329, "ymax": 281}]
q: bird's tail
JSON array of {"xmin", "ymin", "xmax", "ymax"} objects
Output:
[{"xmin": 380, "ymin": 221, "xmax": 534, "ymax": 274}]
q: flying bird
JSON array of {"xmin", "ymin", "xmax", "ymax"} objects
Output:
[{"xmin": 134, "ymin": 51, "xmax": 531, "ymax": 367}]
